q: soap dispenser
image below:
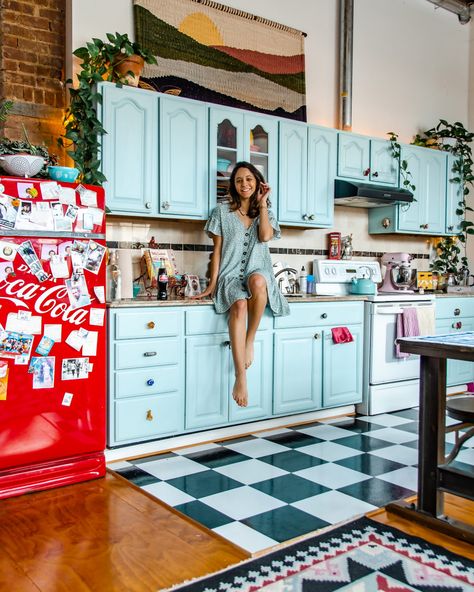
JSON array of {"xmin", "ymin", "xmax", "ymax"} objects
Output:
[{"xmin": 299, "ymin": 266, "xmax": 307, "ymax": 294}]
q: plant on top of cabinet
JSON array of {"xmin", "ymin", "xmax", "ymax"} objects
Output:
[
  {"xmin": 60, "ymin": 33, "xmax": 157, "ymax": 186},
  {"xmin": 387, "ymin": 131, "xmax": 416, "ymax": 193},
  {"xmin": 413, "ymin": 120, "xmax": 474, "ymax": 256}
]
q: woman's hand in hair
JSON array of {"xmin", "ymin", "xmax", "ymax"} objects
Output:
[{"xmin": 257, "ymin": 183, "xmax": 270, "ymax": 209}]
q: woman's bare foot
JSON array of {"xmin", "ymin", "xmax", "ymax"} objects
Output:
[
  {"xmin": 245, "ymin": 340, "xmax": 254, "ymax": 369},
  {"xmin": 232, "ymin": 373, "xmax": 248, "ymax": 407}
]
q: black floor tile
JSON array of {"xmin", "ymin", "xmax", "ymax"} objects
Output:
[
  {"xmin": 259, "ymin": 450, "xmax": 327, "ymax": 472},
  {"xmin": 252, "ymin": 474, "xmax": 330, "ymax": 503},
  {"xmin": 262, "ymin": 431, "xmax": 323, "ymax": 448},
  {"xmin": 394, "ymin": 421, "xmax": 419, "ymax": 434},
  {"xmin": 338, "ymin": 478, "xmax": 415, "ymax": 507},
  {"xmin": 289, "ymin": 420, "xmax": 323, "ymax": 430},
  {"xmin": 335, "ymin": 434, "xmax": 394, "ymax": 453},
  {"xmin": 391, "ymin": 408, "xmax": 419, "ymax": 420},
  {"xmin": 216, "ymin": 435, "xmax": 257, "ymax": 445},
  {"xmin": 183, "ymin": 447, "xmax": 251, "ymax": 468},
  {"xmin": 334, "ymin": 455, "xmax": 406, "ymax": 477},
  {"xmin": 115, "ymin": 466, "xmax": 160, "ymax": 487},
  {"xmin": 167, "ymin": 470, "xmax": 242, "ymax": 498},
  {"xmin": 174, "ymin": 500, "xmax": 233, "ymax": 529},
  {"xmin": 241, "ymin": 505, "xmax": 329, "ymax": 542},
  {"xmin": 325, "ymin": 418, "xmax": 386, "ymax": 433}
]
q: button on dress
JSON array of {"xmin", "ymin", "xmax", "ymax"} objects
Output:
[{"xmin": 205, "ymin": 202, "xmax": 290, "ymax": 317}]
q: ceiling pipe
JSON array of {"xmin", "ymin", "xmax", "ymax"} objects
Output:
[
  {"xmin": 338, "ymin": 0, "xmax": 354, "ymax": 131},
  {"xmin": 426, "ymin": 0, "xmax": 471, "ymax": 24}
]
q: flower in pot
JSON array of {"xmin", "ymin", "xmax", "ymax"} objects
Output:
[
  {"xmin": 429, "ymin": 236, "xmax": 466, "ymax": 289},
  {"xmin": 0, "ymin": 102, "xmax": 57, "ymax": 178}
]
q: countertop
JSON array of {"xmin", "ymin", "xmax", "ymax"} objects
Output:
[{"xmin": 107, "ymin": 295, "xmax": 367, "ymax": 307}]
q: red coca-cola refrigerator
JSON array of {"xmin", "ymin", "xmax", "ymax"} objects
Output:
[{"xmin": 0, "ymin": 176, "xmax": 106, "ymax": 499}]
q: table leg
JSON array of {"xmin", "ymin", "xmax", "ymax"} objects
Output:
[{"xmin": 417, "ymin": 354, "xmax": 446, "ymax": 516}]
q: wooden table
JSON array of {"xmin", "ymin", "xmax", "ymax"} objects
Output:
[{"xmin": 386, "ymin": 331, "xmax": 474, "ymax": 543}]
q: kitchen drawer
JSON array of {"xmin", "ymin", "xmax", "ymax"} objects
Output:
[
  {"xmin": 114, "ymin": 393, "xmax": 184, "ymax": 442},
  {"xmin": 113, "ymin": 366, "xmax": 181, "ymax": 399},
  {"xmin": 275, "ymin": 301, "xmax": 364, "ymax": 329},
  {"xmin": 114, "ymin": 338, "xmax": 180, "ymax": 369},
  {"xmin": 185, "ymin": 306, "xmax": 272, "ymax": 335},
  {"xmin": 435, "ymin": 297, "xmax": 474, "ymax": 320},
  {"xmin": 113, "ymin": 309, "xmax": 183, "ymax": 339}
]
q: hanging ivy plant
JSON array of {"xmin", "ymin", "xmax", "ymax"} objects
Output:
[
  {"xmin": 387, "ymin": 131, "xmax": 416, "ymax": 193},
  {"xmin": 413, "ymin": 120, "xmax": 474, "ymax": 274}
]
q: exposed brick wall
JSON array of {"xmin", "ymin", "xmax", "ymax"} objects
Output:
[{"xmin": 0, "ymin": 0, "xmax": 66, "ymax": 161}]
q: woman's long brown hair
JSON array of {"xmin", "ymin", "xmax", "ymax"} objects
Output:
[{"xmin": 228, "ymin": 161, "xmax": 271, "ymax": 219}]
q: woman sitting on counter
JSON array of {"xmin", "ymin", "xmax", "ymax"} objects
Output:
[{"xmin": 194, "ymin": 161, "xmax": 289, "ymax": 407}]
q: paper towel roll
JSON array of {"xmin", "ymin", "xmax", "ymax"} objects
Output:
[{"xmin": 116, "ymin": 249, "xmax": 134, "ymax": 299}]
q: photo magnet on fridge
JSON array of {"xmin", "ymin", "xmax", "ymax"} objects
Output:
[
  {"xmin": 61, "ymin": 357, "xmax": 89, "ymax": 380},
  {"xmin": 83, "ymin": 240, "xmax": 105, "ymax": 274},
  {"xmin": 35, "ymin": 335, "xmax": 55, "ymax": 356},
  {"xmin": 65, "ymin": 276, "xmax": 91, "ymax": 310},
  {"xmin": 0, "ymin": 331, "xmax": 34, "ymax": 359},
  {"xmin": 30, "ymin": 356, "xmax": 55, "ymax": 389},
  {"xmin": 0, "ymin": 195, "xmax": 19, "ymax": 229},
  {"xmin": 0, "ymin": 240, "xmax": 17, "ymax": 262},
  {"xmin": 0, "ymin": 261, "xmax": 15, "ymax": 281},
  {"xmin": 0, "ymin": 360, "xmax": 9, "ymax": 400}
]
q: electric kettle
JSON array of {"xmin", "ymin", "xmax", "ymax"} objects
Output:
[{"xmin": 349, "ymin": 276, "xmax": 377, "ymax": 295}]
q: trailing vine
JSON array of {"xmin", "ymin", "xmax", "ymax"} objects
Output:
[
  {"xmin": 413, "ymin": 120, "xmax": 474, "ymax": 273},
  {"xmin": 387, "ymin": 131, "xmax": 416, "ymax": 193}
]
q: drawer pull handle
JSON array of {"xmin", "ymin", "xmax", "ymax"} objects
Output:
[
  {"xmin": 454, "ymin": 308, "xmax": 461, "ymax": 316},
  {"xmin": 147, "ymin": 379, "xmax": 155, "ymax": 386},
  {"xmin": 321, "ymin": 313, "xmax": 328, "ymax": 319},
  {"xmin": 148, "ymin": 321, "xmax": 156, "ymax": 329},
  {"xmin": 146, "ymin": 409, "xmax": 154, "ymax": 421},
  {"xmin": 144, "ymin": 351, "xmax": 157, "ymax": 357}
]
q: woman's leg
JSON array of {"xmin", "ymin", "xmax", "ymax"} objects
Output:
[
  {"xmin": 228, "ymin": 299, "xmax": 248, "ymax": 407},
  {"xmin": 245, "ymin": 273, "xmax": 268, "ymax": 368}
]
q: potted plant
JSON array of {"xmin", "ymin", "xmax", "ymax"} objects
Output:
[
  {"xmin": 0, "ymin": 100, "xmax": 57, "ymax": 178},
  {"xmin": 60, "ymin": 33, "xmax": 157, "ymax": 186},
  {"xmin": 430, "ymin": 236, "xmax": 464, "ymax": 289}
]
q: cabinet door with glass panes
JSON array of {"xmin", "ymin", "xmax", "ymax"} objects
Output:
[{"xmin": 209, "ymin": 107, "xmax": 278, "ymax": 210}]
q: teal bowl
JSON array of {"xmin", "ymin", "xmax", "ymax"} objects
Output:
[{"xmin": 48, "ymin": 166, "xmax": 79, "ymax": 183}]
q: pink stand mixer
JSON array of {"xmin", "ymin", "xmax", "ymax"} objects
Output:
[{"xmin": 379, "ymin": 252, "xmax": 417, "ymax": 293}]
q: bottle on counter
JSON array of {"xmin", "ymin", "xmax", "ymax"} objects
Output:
[
  {"xmin": 299, "ymin": 266, "xmax": 307, "ymax": 294},
  {"xmin": 306, "ymin": 274, "xmax": 315, "ymax": 295},
  {"xmin": 157, "ymin": 261, "xmax": 169, "ymax": 300}
]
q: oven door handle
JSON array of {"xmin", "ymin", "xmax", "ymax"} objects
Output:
[{"xmin": 375, "ymin": 308, "xmax": 404, "ymax": 315}]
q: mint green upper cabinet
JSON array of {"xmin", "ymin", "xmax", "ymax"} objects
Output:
[
  {"xmin": 445, "ymin": 154, "xmax": 463, "ymax": 235},
  {"xmin": 209, "ymin": 107, "xmax": 278, "ymax": 210},
  {"xmin": 278, "ymin": 120, "xmax": 308, "ymax": 225},
  {"xmin": 159, "ymin": 95, "xmax": 209, "ymax": 219},
  {"xmin": 307, "ymin": 126, "xmax": 337, "ymax": 227},
  {"xmin": 369, "ymin": 139, "xmax": 399, "ymax": 185},
  {"xmin": 337, "ymin": 133, "xmax": 370, "ymax": 180},
  {"xmin": 368, "ymin": 145, "xmax": 447, "ymax": 235},
  {"xmin": 337, "ymin": 133, "xmax": 398, "ymax": 185},
  {"xmin": 100, "ymin": 82, "xmax": 158, "ymax": 215}
]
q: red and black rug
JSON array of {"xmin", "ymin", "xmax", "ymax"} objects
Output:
[{"xmin": 164, "ymin": 517, "xmax": 474, "ymax": 591}]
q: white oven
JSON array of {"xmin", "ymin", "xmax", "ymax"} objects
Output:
[{"xmin": 358, "ymin": 295, "xmax": 435, "ymax": 415}]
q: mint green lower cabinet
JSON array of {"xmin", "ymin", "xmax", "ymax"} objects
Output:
[
  {"xmin": 185, "ymin": 330, "xmax": 273, "ymax": 429},
  {"xmin": 322, "ymin": 325, "xmax": 363, "ymax": 407},
  {"xmin": 273, "ymin": 329, "xmax": 323, "ymax": 414},
  {"xmin": 185, "ymin": 334, "xmax": 230, "ymax": 430},
  {"xmin": 436, "ymin": 317, "xmax": 474, "ymax": 387}
]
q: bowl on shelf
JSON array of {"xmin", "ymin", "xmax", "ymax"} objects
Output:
[
  {"xmin": 217, "ymin": 158, "xmax": 232, "ymax": 173},
  {"xmin": 0, "ymin": 154, "xmax": 45, "ymax": 177},
  {"xmin": 48, "ymin": 166, "xmax": 79, "ymax": 183}
]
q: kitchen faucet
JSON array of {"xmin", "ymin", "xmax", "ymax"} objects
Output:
[{"xmin": 274, "ymin": 267, "xmax": 298, "ymax": 294}]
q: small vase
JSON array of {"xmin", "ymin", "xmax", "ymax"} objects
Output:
[{"xmin": 113, "ymin": 54, "xmax": 145, "ymax": 87}]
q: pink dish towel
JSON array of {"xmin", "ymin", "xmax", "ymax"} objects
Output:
[
  {"xmin": 331, "ymin": 326, "xmax": 354, "ymax": 344},
  {"xmin": 395, "ymin": 307, "xmax": 420, "ymax": 358}
]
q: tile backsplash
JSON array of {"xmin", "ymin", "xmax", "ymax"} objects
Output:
[{"xmin": 106, "ymin": 205, "xmax": 432, "ymax": 281}]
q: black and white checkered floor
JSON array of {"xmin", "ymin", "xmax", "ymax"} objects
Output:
[{"xmin": 109, "ymin": 408, "xmax": 474, "ymax": 553}]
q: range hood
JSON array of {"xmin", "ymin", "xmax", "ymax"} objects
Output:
[{"xmin": 334, "ymin": 179, "xmax": 414, "ymax": 208}]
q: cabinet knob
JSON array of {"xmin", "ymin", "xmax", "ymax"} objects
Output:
[
  {"xmin": 145, "ymin": 202, "xmax": 152, "ymax": 209},
  {"xmin": 146, "ymin": 379, "xmax": 155, "ymax": 386},
  {"xmin": 419, "ymin": 223, "xmax": 429, "ymax": 230},
  {"xmin": 363, "ymin": 168, "xmax": 370, "ymax": 176},
  {"xmin": 452, "ymin": 321, "xmax": 462, "ymax": 329},
  {"xmin": 372, "ymin": 171, "xmax": 379, "ymax": 177},
  {"xmin": 146, "ymin": 409, "xmax": 154, "ymax": 421},
  {"xmin": 320, "ymin": 313, "xmax": 328, "ymax": 319},
  {"xmin": 144, "ymin": 351, "xmax": 157, "ymax": 357},
  {"xmin": 302, "ymin": 214, "xmax": 309, "ymax": 220},
  {"xmin": 448, "ymin": 225, "xmax": 454, "ymax": 231},
  {"xmin": 147, "ymin": 321, "xmax": 156, "ymax": 329},
  {"xmin": 162, "ymin": 201, "xmax": 170, "ymax": 210},
  {"xmin": 454, "ymin": 308, "xmax": 461, "ymax": 316},
  {"xmin": 314, "ymin": 333, "xmax": 320, "ymax": 339},
  {"xmin": 382, "ymin": 217, "xmax": 391, "ymax": 229},
  {"xmin": 222, "ymin": 340, "xmax": 231, "ymax": 348},
  {"xmin": 309, "ymin": 214, "xmax": 315, "ymax": 220}
]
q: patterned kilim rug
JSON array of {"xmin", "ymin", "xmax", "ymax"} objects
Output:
[{"xmin": 163, "ymin": 517, "xmax": 474, "ymax": 591}]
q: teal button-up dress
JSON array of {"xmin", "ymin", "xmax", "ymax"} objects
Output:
[{"xmin": 205, "ymin": 202, "xmax": 290, "ymax": 317}]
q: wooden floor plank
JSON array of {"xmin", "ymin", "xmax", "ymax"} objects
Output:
[{"xmin": 0, "ymin": 474, "xmax": 472, "ymax": 592}]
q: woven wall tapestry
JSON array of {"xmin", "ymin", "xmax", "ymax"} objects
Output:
[{"xmin": 134, "ymin": 0, "xmax": 306, "ymax": 121}]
